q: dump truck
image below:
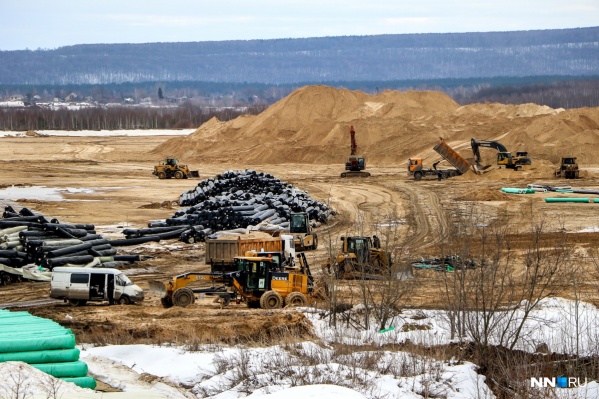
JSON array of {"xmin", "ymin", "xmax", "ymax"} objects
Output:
[
  {"xmin": 150, "ymin": 253, "xmax": 315, "ymax": 309},
  {"xmin": 206, "ymin": 234, "xmax": 295, "ymax": 271},
  {"xmin": 407, "ymin": 159, "xmax": 461, "ymax": 180},
  {"xmin": 432, "ymin": 140, "xmax": 473, "ymax": 174},
  {"xmin": 153, "ymin": 158, "xmax": 200, "ymax": 179}
]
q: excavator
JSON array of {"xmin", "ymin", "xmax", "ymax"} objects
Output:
[
  {"xmin": 149, "ymin": 253, "xmax": 316, "ymax": 309},
  {"xmin": 341, "ymin": 126, "xmax": 371, "ymax": 178},
  {"xmin": 324, "ymin": 236, "xmax": 392, "ymax": 279},
  {"xmin": 470, "ymin": 138, "xmax": 532, "ymax": 171}
]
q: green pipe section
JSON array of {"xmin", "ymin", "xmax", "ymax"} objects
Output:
[
  {"xmin": 30, "ymin": 360, "xmax": 88, "ymax": 378},
  {"xmin": 501, "ymin": 188, "xmax": 536, "ymax": 194},
  {"xmin": 0, "ymin": 333, "xmax": 76, "ymax": 353},
  {"xmin": 0, "ymin": 348, "xmax": 80, "ymax": 363},
  {"xmin": 61, "ymin": 376, "xmax": 97, "ymax": 390},
  {"xmin": 545, "ymin": 198, "xmax": 592, "ymax": 203}
]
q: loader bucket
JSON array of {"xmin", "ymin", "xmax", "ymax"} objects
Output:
[
  {"xmin": 190, "ymin": 170, "xmax": 200, "ymax": 178},
  {"xmin": 148, "ymin": 280, "xmax": 168, "ymax": 298}
]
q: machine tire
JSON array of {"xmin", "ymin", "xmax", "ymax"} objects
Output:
[
  {"xmin": 174, "ymin": 171, "xmax": 184, "ymax": 179},
  {"xmin": 260, "ymin": 290, "xmax": 283, "ymax": 309},
  {"xmin": 158, "ymin": 171, "xmax": 166, "ymax": 179},
  {"xmin": 173, "ymin": 288, "xmax": 195, "ymax": 307},
  {"xmin": 285, "ymin": 292, "xmax": 308, "ymax": 307},
  {"xmin": 414, "ymin": 171, "xmax": 423, "ymax": 181},
  {"xmin": 161, "ymin": 297, "xmax": 174, "ymax": 308},
  {"xmin": 312, "ymin": 234, "xmax": 319, "ymax": 250},
  {"xmin": 118, "ymin": 295, "xmax": 131, "ymax": 305}
]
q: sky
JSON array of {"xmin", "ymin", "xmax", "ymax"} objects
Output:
[{"xmin": 0, "ymin": 0, "xmax": 598, "ymax": 51}]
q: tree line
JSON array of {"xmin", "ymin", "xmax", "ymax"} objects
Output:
[{"xmin": 0, "ymin": 103, "xmax": 267, "ymax": 131}]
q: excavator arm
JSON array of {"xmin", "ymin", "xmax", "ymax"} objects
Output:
[{"xmin": 470, "ymin": 138, "xmax": 508, "ymax": 164}]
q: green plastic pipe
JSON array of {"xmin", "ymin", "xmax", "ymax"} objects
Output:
[
  {"xmin": 61, "ymin": 376, "xmax": 97, "ymax": 390},
  {"xmin": 545, "ymin": 198, "xmax": 592, "ymax": 203},
  {"xmin": 501, "ymin": 188, "xmax": 536, "ymax": 194}
]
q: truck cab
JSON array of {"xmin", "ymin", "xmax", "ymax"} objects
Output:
[{"xmin": 50, "ymin": 267, "xmax": 144, "ymax": 306}]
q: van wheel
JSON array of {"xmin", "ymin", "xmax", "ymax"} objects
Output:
[
  {"xmin": 260, "ymin": 290, "xmax": 283, "ymax": 309},
  {"xmin": 69, "ymin": 299, "xmax": 86, "ymax": 307},
  {"xmin": 118, "ymin": 295, "xmax": 131, "ymax": 305}
]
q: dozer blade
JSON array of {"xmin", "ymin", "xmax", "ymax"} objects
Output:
[
  {"xmin": 148, "ymin": 280, "xmax": 167, "ymax": 298},
  {"xmin": 340, "ymin": 171, "xmax": 371, "ymax": 178}
]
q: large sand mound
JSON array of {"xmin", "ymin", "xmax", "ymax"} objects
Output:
[{"xmin": 153, "ymin": 85, "xmax": 599, "ymax": 170}]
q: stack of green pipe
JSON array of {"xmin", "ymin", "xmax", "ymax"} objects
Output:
[{"xmin": 0, "ymin": 310, "xmax": 96, "ymax": 389}]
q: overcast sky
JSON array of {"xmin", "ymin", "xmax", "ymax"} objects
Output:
[{"xmin": 1, "ymin": 0, "xmax": 597, "ymax": 51}]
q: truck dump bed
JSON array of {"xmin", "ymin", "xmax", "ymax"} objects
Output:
[
  {"xmin": 205, "ymin": 236, "xmax": 282, "ymax": 266},
  {"xmin": 433, "ymin": 141, "xmax": 472, "ymax": 175}
]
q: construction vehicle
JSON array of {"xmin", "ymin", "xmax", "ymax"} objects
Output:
[
  {"xmin": 325, "ymin": 236, "xmax": 393, "ymax": 279},
  {"xmin": 153, "ymin": 158, "xmax": 200, "ymax": 179},
  {"xmin": 555, "ymin": 157, "xmax": 579, "ymax": 179},
  {"xmin": 289, "ymin": 212, "xmax": 318, "ymax": 251},
  {"xmin": 407, "ymin": 159, "xmax": 460, "ymax": 180},
  {"xmin": 408, "ymin": 139, "xmax": 472, "ymax": 180},
  {"xmin": 470, "ymin": 138, "xmax": 531, "ymax": 171},
  {"xmin": 206, "ymin": 235, "xmax": 295, "ymax": 272},
  {"xmin": 341, "ymin": 126, "xmax": 370, "ymax": 178},
  {"xmin": 149, "ymin": 253, "xmax": 315, "ymax": 309}
]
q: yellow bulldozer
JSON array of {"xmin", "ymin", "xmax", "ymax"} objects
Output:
[
  {"xmin": 149, "ymin": 253, "xmax": 316, "ymax": 309},
  {"xmin": 325, "ymin": 236, "xmax": 393, "ymax": 279},
  {"xmin": 153, "ymin": 158, "xmax": 199, "ymax": 179}
]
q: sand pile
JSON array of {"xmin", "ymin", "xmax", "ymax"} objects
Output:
[{"xmin": 153, "ymin": 85, "xmax": 599, "ymax": 173}]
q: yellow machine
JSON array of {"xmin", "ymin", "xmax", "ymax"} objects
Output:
[
  {"xmin": 289, "ymin": 212, "xmax": 318, "ymax": 251},
  {"xmin": 149, "ymin": 253, "xmax": 315, "ymax": 309},
  {"xmin": 153, "ymin": 158, "xmax": 200, "ymax": 179},
  {"xmin": 470, "ymin": 138, "xmax": 531, "ymax": 171},
  {"xmin": 325, "ymin": 236, "xmax": 392, "ymax": 279}
]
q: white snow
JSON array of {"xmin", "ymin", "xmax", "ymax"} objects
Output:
[{"xmin": 3, "ymin": 297, "xmax": 599, "ymax": 398}]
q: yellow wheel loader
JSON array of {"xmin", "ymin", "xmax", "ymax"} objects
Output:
[
  {"xmin": 149, "ymin": 253, "xmax": 316, "ymax": 309},
  {"xmin": 153, "ymin": 158, "xmax": 200, "ymax": 179}
]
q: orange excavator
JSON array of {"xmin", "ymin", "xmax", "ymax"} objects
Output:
[{"xmin": 341, "ymin": 126, "xmax": 371, "ymax": 178}]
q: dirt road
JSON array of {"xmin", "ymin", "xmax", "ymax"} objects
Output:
[{"xmin": 2, "ymin": 133, "xmax": 599, "ymax": 345}]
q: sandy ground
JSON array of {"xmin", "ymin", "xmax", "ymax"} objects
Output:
[{"xmin": 2, "ymin": 134, "xmax": 599, "ymax": 347}]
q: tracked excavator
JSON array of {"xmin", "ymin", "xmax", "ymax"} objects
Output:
[
  {"xmin": 470, "ymin": 138, "xmax": 531, "ymax": 171},
  {"xmin": 341, "ymin": 126, "xmax": 371, "ymax": 178}
]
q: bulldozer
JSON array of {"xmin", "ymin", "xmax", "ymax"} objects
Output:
[
  {"xmin": 153, "ymin": 158, "xmax": 200, "ymax": 179},
  {"xmin": 149, "ymin": 253, "xmax": 316, "ymax": 309},
  {"xmin": 341, "ymin": 126, "xmax": 370, "ymax": 178},
  {"xmin": 555, "ymin": 157, "xmax": 579, "ymax": 179},
  {"xmin": 325, "ymin": 236, "xmax": 392, "ymax": 279},
  {"xmin": 289, "ymin": 212, "xmax": 318, "ymax": 251}
]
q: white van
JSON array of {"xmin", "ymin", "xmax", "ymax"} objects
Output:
[{"xmin": 50, "ymin": 267, "xmax": 144, "ymax": 306}]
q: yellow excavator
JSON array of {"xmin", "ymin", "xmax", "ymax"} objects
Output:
[
  {"xmin": 149, "ymin": 253, "xmax": 316, "ymax": 309},
  {"xmin": 470, "ymin": 138, "xmax": 531, "ymax": 171},
  {"xmin": 324, "ymin": 236, "xmax": 392, "ymax": 279}
]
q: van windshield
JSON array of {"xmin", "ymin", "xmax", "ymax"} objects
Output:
[{"xmin": 115, "ymin": 274, "xmax": 133, "ymax": 286}]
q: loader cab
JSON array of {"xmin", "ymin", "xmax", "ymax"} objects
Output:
[
  {"xmin": 165, "ymin": 158, "xmax": 178, "ymax": 167},
  {"xmin": 290, "ymin": 213, "xmax": 310, "ymax": 234}
]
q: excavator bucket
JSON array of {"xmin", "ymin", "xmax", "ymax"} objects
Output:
[{"xmin": 148, "ymin": 280, "xmax": 168, "ymax": 298}]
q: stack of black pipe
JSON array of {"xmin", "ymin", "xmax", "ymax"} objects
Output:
[
  {"xmin": 0, "ymin": 206, "xmax": 142, "ymax": 273},
  {"xmin": 138, "ymin": 170, "xmax": 335, "ymax": 243}
]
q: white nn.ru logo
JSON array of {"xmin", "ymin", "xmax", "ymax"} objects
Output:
[{"xmin": 530, "ymin": 376, "xmax": 588, "ymax": 388}]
